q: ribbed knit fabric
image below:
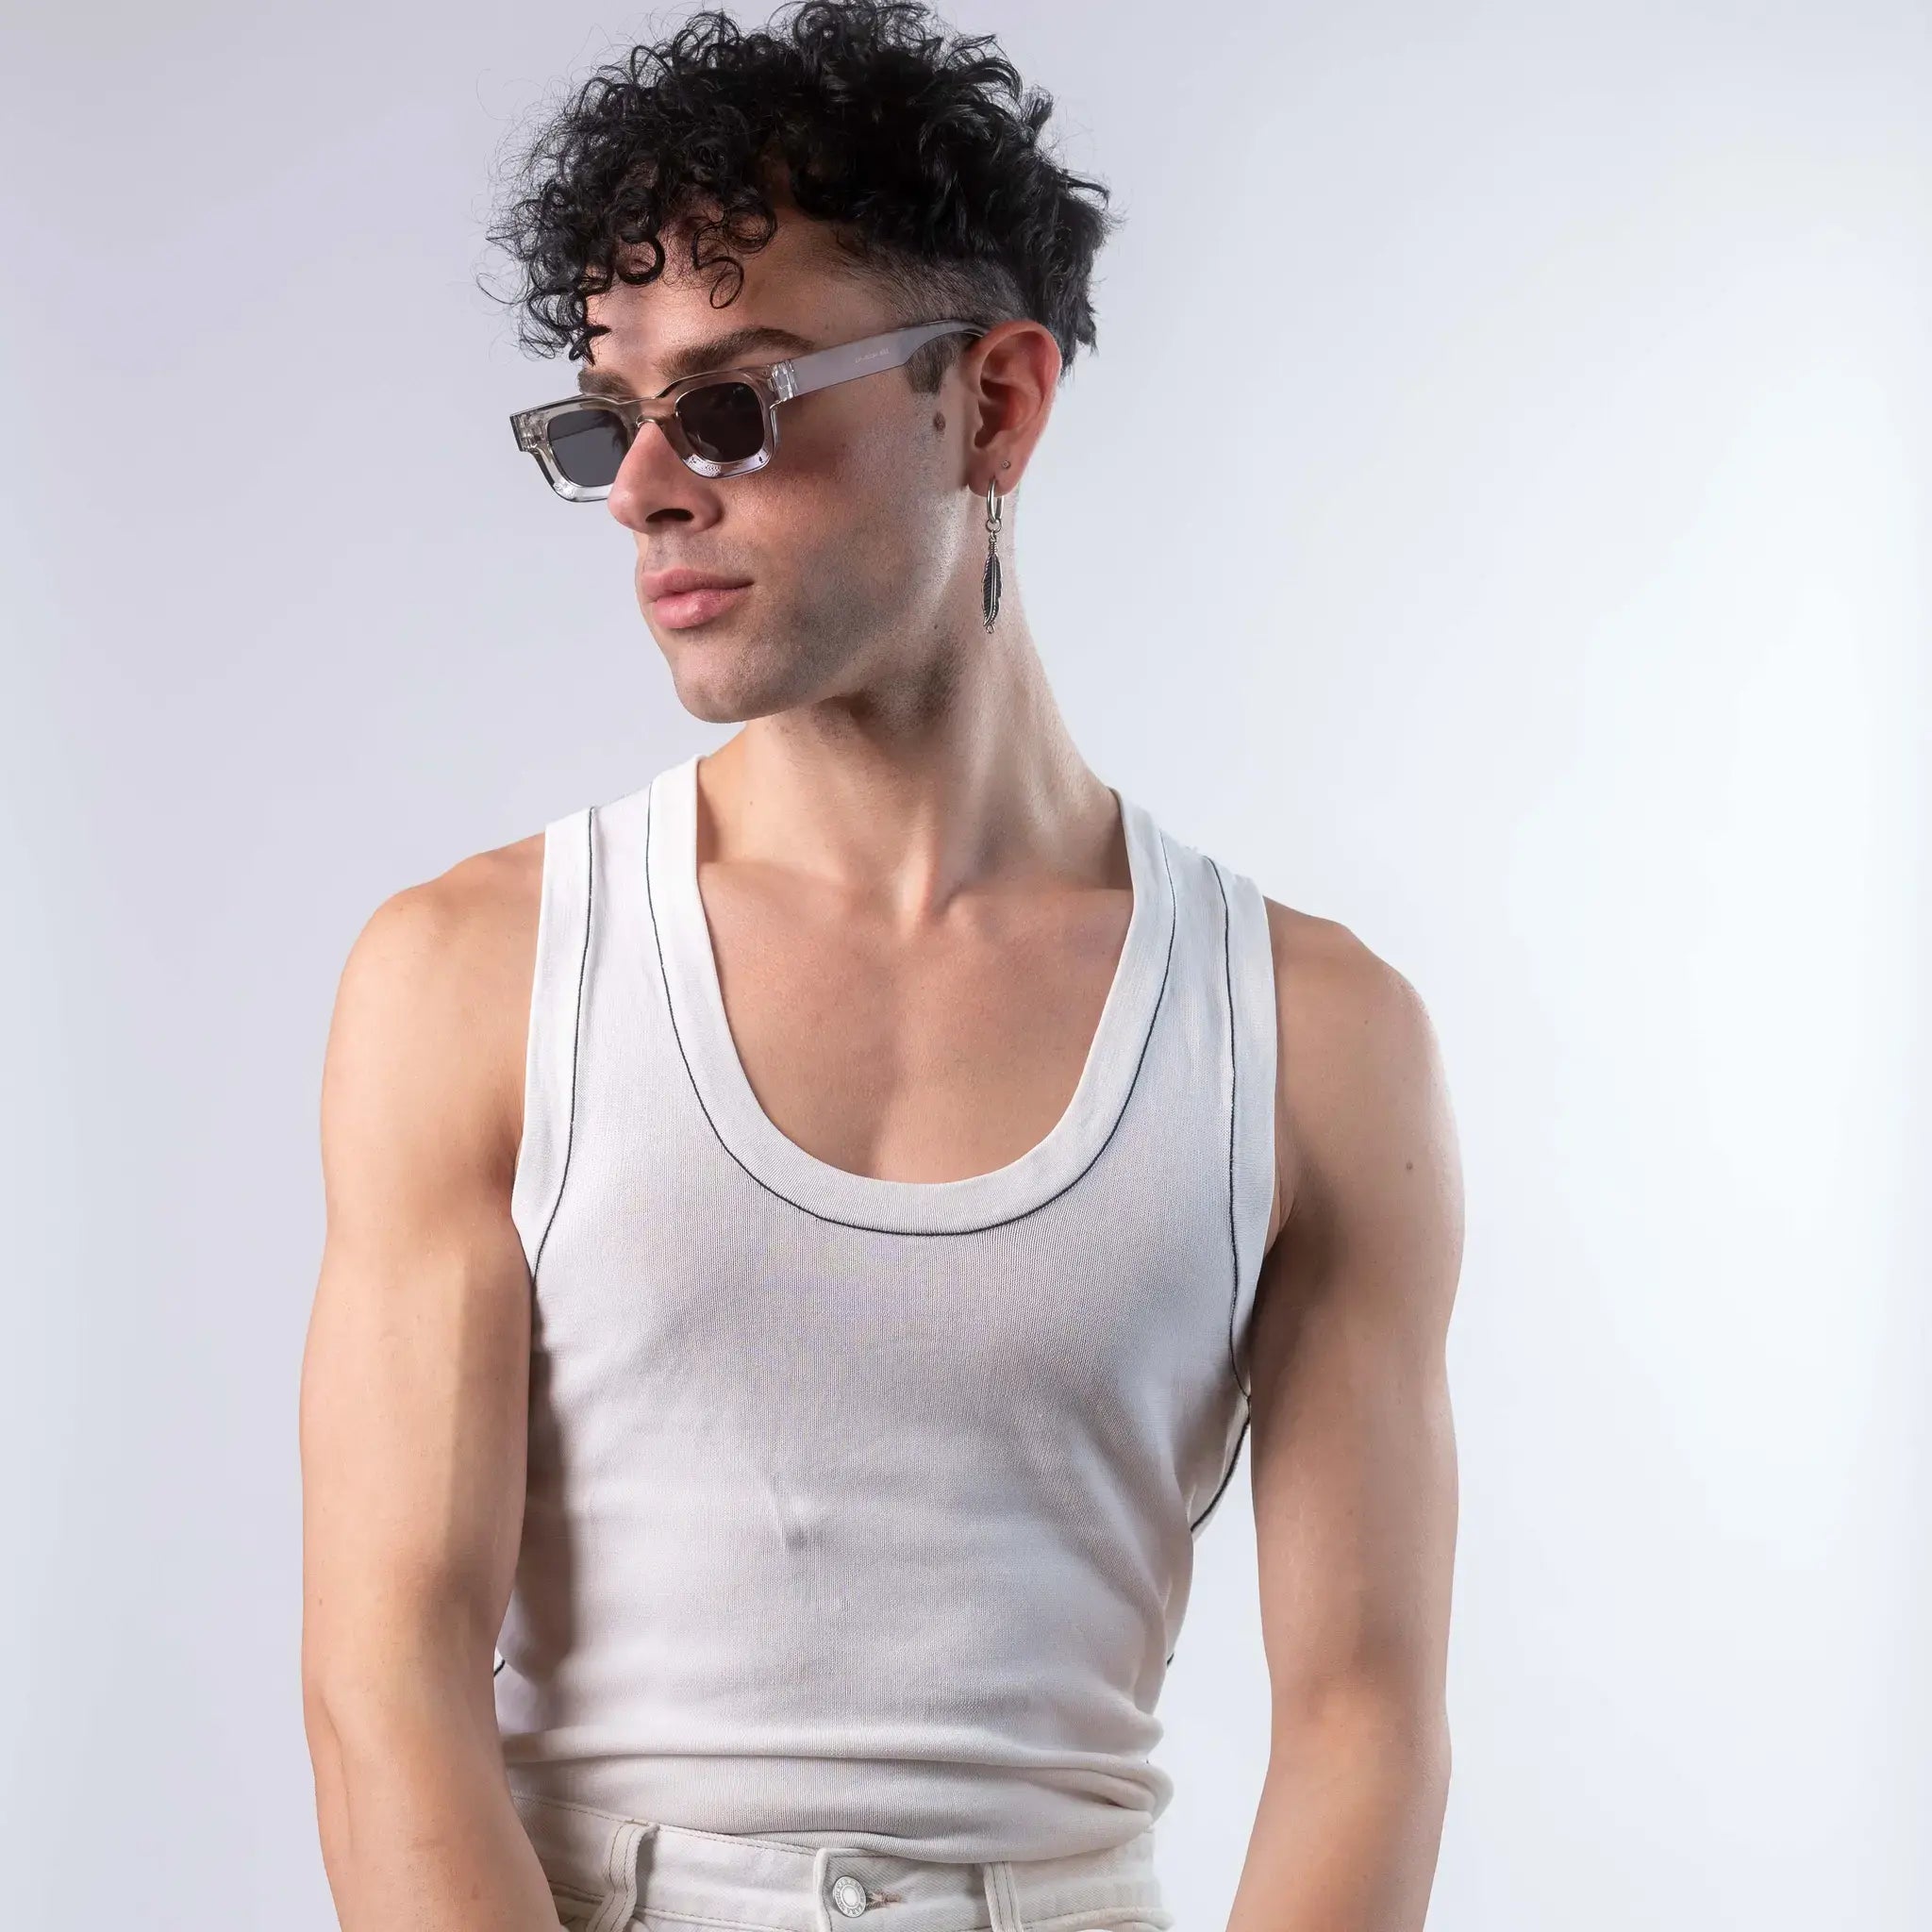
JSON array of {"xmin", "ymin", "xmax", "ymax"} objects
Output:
[{"xmin": 493, "ymin": 751, "xmax": 1277, "ymax": 1864}]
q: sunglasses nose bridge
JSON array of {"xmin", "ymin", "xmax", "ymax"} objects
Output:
[
  {"xmin": 641, "ymin": 398, "xmax": 694, "ymax": 464},
  {"xmin": 588, "ymin": 395, "xmax": 694, "ymax": 480}
]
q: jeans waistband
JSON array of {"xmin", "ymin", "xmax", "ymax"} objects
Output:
[{"xmin": 508, "ymin": 1789, "xmax": 1174, "ymax": 1932}]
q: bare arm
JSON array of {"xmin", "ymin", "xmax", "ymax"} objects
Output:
[
  {"xmin": 1226, "ymin": 908, "xmax": 1464, "ymax": 1932},
  {"xmin": 299, "ymin": 841, "xmax": 558, "ymax": 1932}
]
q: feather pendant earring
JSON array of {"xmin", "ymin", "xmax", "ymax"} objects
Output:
[{"xmin": 981, "ymin": 477, "xmax": 1004, "ymax": 632}]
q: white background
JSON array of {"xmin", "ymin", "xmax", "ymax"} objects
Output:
[{"xmin": 1, "ymin": 4, "xmax": 1924, "ymax": 1927}]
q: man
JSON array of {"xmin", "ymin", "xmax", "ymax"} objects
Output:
[{"xmin": 298, "ymin": 7, "xmax": 1463, "ymax": 1932}]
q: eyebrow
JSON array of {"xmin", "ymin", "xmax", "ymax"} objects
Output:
[{"xmin": 575, "ymin": 325, "xmax": 821, "ymax": 398}]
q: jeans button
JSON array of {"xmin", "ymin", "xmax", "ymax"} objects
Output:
[{"xmin": 829, "ymin": 1874, "xmax": 871, "ymax": 1918}]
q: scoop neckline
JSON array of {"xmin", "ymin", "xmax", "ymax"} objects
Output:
[{"xmin": 643, "ymin": 750, "xmax": 1174, "ymax": 1234}]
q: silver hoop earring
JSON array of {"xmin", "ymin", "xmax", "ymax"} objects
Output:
[{"xmin": 981, "ymin": 478, "xmax": 1004, "ymax": 632}]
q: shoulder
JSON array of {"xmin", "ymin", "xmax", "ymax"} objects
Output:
[
  {"xmin": 1259, "ymin": 894, "xmax": 1451, "ymax": 1252},
  {"xmin": 1261, "ymin": 894, "xmax": 1426, "ymax": 1041},
  {"xmin": 321, "ymin": 828, "xmax": 547, "ymax": 1201},
  {"xmin": 335, "ymin": 828, "xmax": 546, "ymax": 1023}
]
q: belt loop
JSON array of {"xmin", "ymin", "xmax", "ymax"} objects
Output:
[
  {"xmin": 810, "ymin": 1846, "xmax": 839, "ymax": 1932},
  {"xmin": 586, "ymin": 1818, "xmax": 652, "ymax": 1932},
  {"xmin": 980, "ymin": 1858, "xmax": 1024, "ymax": 1932}
]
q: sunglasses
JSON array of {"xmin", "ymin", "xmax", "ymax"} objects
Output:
[{"xmin": 508, "ymin": 319, "xmax": 986, "ymax": 500}]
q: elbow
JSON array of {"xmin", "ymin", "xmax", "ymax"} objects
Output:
[
  {"xmin": 299, "ymin": 1639, "xmax": 490, "ymax": 1774},
  {"xmin": 1270, "ymin": 1672, "xmax": 1452, "ymax": 1792},
  {"xmin": 300, "ymin": 1587, "xmax": 500, "ymax": 1757}
]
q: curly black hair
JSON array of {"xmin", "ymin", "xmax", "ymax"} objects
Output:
[{"xmin": 479, "ymin": 0, "xmax": 1119, "ymax": 394}]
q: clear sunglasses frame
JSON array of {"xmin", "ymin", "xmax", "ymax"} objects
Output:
[{"xmin": 508, "ymin": 319, "xmax": 987, "ymax": 499}]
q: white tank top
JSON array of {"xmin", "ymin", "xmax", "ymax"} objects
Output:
[{"xmin": 493, "ymin": 751, "xmax": 1277, "ymax": 1863}]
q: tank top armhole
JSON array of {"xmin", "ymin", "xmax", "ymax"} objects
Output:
[
  {"xmin": 1215, "ymin": 858, "xmax": 1278, "ymax": 1403},
  {"xmin": 508, "ymin": 805, "xmax": 595, "ymax": 1287}
]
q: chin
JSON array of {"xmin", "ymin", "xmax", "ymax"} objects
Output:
[
  {"xmin": 666, "ymin": 658, "xmax": 814, "ymax": 726},
  {"xmin": 664, "ymin": 619, "xmax": 859, "ymax": 723}
]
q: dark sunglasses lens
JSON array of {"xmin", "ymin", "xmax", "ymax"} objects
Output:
[
  {"xmin": 544, "ymin": 405, "xmax": 631, "ymax": 489},
  {"xmin": 675, "ymin": 381, "xmax": 767, "ymax": 464}
]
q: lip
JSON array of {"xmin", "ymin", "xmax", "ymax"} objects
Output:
[
  {"xmin": 651, "ymin": 582, "xmax": 750, "ymax": 629},
  {"xmin": 641, "ymin": 565, "xmax": 753, "ymax": 601},
  {"xmin": 641, "ymin": 565, "xmax": 755, "ymax": 632}
]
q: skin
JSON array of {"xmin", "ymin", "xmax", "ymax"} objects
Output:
[{"xmin": 300, "ymin": 179, "xmax": 1462, "ymax": 1932}]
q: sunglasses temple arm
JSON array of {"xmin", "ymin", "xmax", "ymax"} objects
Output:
[{"xmin": 778, "ymin": 322, "xmax": 982, "ymax": 401}]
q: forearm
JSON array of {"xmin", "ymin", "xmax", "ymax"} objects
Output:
[
  {"xmin": 305, "ymin": 1657, "xmax": 558, "ymax": 1932},
  {"xmin": 1224, "ymin": 1691, "xmax": 1450, "ymax": 1932}
]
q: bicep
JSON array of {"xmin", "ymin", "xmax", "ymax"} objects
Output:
[
  {"xmin": 299, "ymin": 879, "xmax": 534, "ymax": 1704},
  {"xmin": 1247, "ymin": 924, "xmax": 1464, "ymax": 1734}
]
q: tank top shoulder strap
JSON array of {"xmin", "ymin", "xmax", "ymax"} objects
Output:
[
  {"xmin": 1168, "ymin": 833, "xmax": 1278, "ymax": 1401},
  {"xmin": 510, "ymin": 803, "xmax": 596, "ymax": 1285}
]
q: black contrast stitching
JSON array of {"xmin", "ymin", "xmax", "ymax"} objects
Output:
[
  {"xmin": 1188, "ymin": 1407, "xmax": 1250, "ymax": 1540},
  {"xmin": 644, "ymin": 784, "xmax": 1178, "ymax": 1238},
  {"xmin": 531, "ymin": 804, "xmax": 595, "ymax": 1286},
  {"xmin": 1171, "ymin": 1402, "xmax": 1254, "ymax": 1667},
  {"xmin": 1210, "ymin": 858, "xmax": 1252, "ymax": 1403},
  {"xmin": 1170, "ymin": 858, "xmax": 1256, "ymax": 1670},
  {"xmin": 498, "ymin": 808, "xmax": 596, "ymax": 1685}
]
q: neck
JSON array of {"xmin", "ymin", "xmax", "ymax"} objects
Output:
[{"xmin": 693, "ymin": 621, "xmax": 1122, "ymax": 922}]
